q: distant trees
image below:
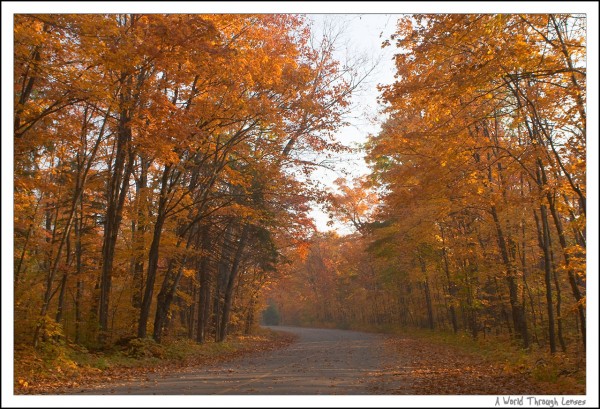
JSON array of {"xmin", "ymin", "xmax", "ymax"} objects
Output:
[{"xmin": 262, "ymin": 301, "xmax": 281, "ymax": 326}]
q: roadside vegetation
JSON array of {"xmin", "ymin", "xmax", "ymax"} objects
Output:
[
  {"xmin": 14, "ymin": 328, "xmax": 295, "ymax": 394},
  {"xmin": 381, "ymin": 326, "xmax": 585, "ymax": 394}
]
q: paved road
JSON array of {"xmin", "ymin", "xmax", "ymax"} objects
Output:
[{"xmin": 77, "ymin": 326, "xmax": 400, "ymax": 395}]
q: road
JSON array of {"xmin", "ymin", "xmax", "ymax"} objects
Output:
[{"xmin": 77, "ymin": 326, "xmax": 400, "ymax": 395}]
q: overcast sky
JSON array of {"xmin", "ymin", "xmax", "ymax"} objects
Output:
[{"xmin": 305, "ymin": 14, "xmax": 399, "ymax": 233}]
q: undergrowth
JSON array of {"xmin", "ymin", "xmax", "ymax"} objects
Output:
[
  {"xmin": 355, "ymin": 323, "xmax": 586, "ymax": 392},
  {"xmin": 14, "ymin": 328, "xmax": 293, "ymax": 394}
]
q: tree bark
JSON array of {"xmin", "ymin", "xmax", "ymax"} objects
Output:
[
  {"xmin": 440, "ymin": 228, "xmax": 458, "ymax": 333},
  {"xmin": 546, "ymin": 192, "xmax": 586, "ymax": 349},
  {"xmin": 491, "ymin": 205, "xmax": 529, "ymax": 348},
  {"xmin": 132, "ymin": 158, "xmax": 149, "ymax": 309},
  {"xmin": 137, "ymin": 167, "xmax": 171, "ymax": 338},
  {"xmin": 417, "ymin": 253, "xmax": 435, "ymax": 331},
  {"xmin": 153, "ymin": 235, "xmax": 194, "ymax": 343},
  {"xmin": 535, "ymin": 206, "xmax": 556, "ymax": 353},
  {"xmin": 218, "ymin": 224, "xmax": 250, "ymax": 342},
  {"xmin": 196, "ymin": 228, "xmax": 212, "ymax": 343},
  {"xmin": 99, "ymin": 103, "xmax": 134, "ymax": 343}
]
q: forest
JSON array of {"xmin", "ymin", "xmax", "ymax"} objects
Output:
[
  {"xmin": 270, "ymin": 14, "xmax": 587, "ymax": 356},
  {"xmin": 13, "ymin": 13, "xmax": 586, "ymax": 392}
]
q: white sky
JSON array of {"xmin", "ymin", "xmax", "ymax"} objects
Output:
[
  {"xmin": 2, "ymin": 2, "xmax": 598, "ymax": 409},
  {"xmin": 306, "ymin": 14, "xmax": 398, "ymax": 233}
]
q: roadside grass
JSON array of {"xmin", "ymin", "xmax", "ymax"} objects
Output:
[
  {"xmin": 14, "ymin": 328, "xmax": 295, "ymax": 394},
  {"xmin": 355, "ymin": 323, "xmax": 585, "ymax": 394}
]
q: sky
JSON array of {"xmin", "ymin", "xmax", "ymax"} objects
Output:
[{"xmin": 305, "ymin": 14, "xmax": 399, "ymax": 233}]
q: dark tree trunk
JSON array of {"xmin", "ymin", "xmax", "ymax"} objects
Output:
[
  {"xmin": 55, "ymin": 232, "xmax": 72, "ymax": 325},
  {"xmin": 550, "ymin": 246, "xmax": 567, "ymax": 352},
  {"xmin": 74, "ymin": 199, "xmax": 84, "ymax": 343},
  {"xmin": 218, "ymin": 224, "xmax": 250, "ymax": 342},
  {"xmin": 137, "ymin": 166, "xmax": 170, "ymax": 338},
  {"xmin": 538, "ymin": 205, "xmax": 557, "ymax": 353},
  {"xmin": 440, "ymin": 230, "xmax": 458, "ymax": 333},
  {"xmin": 153, "ymin": 238, "xmax": 193, "ymax": 343},
  {"xmin": 55, "ymin": 272, "xmax": 68, "ymax": 325},
  {"xmin": 493, "ymin": 277, "xmax": 512, "ymax": 336},
  {"xmin": 213, "ymin": 226, "xmax": 233, "ymax": 341},
  {"xmin": 547, "ymin": 193, "xmax": 586, "ymax": 349},
  {"xmin": 132, "ymin": 158, "xmax": 149, "ymax": 309},
  {"xmin": 491, "ymin": 205, "xmax": 529, "ymax": 348},
  {"xmin": 99, "ymin": 106, "xmax": 134, "ymax": 343},
  {"xmin": 196, "ymin": 228, "xmax": 212, "ymax": 343}
]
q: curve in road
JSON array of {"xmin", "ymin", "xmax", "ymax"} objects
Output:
[{"xmin": 77, "ymin": 326, "xmax": 400, "ymax": 395}]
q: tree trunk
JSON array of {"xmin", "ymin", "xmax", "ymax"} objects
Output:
[
  {"xmin": 440, "ymin": 229, "xmax": 458, "ymax": 333},
  {"xmin": 213, "ymin": 225, "xmax": 234, "ymax": 341},
  {"xmin": 550, "ymin": 245, "xmax": 567, "ymax": 352},
  {"xmin": 74, "ymin": 192, "xmax": 84, "ymax": 343},
  {"xmin": 491, "ymin": 205, "xmax": 529, "ymax": 348},
  {"xmin": 55, "ymin": 232, "xmax": 72, "ymax": 325},
  {"xmin": 546, "ymin": 193, "xmax": 586, "ymax": 349},
  {"xmin": 196, "ymin": 228, "xmax": 212, "ymax": 343},
  {"xmin": 55, "ymin": 272, "xmax": 69, "ymax": 325},
  {"xmin": 537, "ymin": 205, "xmax": 557, "ymax": 353},
  {"xmin": 218, "ymin": 224, "xmax": 250, "ymax": 342},
  {"xmin": 132, "ymin": 158, "xmax": 149, "ymax": 309},
  {"xmin": 99, "ymin": 106, "xmax": 134, "ymax": 343},
  {"xmin": 137, "ymin": 166, "xmax": 170, "ymax": 338},
  {"xmin": 32, "ymin": 201, "xmax": 59, "ymax": 347},
  {"xmin": 153, "ymin": 238, "xmax": 193, "ymax": 343}
]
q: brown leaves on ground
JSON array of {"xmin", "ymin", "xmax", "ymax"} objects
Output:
[
  {"xmin": 15, "ymin": 330, "xmax": 296, "ymax": 395},
  {"xmin": 381, "ymin": 336, "xmax": 585, "ymax": 395}
]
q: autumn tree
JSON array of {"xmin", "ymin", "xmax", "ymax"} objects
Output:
[
  {"xmin": 367, "ymin": 14, "xmax": 586, "ymax": 351},
  {"xmin": 14, "ymin": 13, "xmax": 357, "ymax": 349},
  {"xmin": 270, "ymin": 14, "xmax": 586, "ymax": 359}
]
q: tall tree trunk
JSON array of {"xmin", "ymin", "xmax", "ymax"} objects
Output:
[
  {"xmin": 187, "ymin": 286, "xmax": 197, "ymax": 340},
  {"xmin": 491, "ymin": 205, "xmax": 529, "ymax": 348},
  {"xmin": 418, "ymin": 253, "xmax": 434, "ymax": 330},
  {"xmin": 550, "ymin": 245, "xmax": 567, "ymax": 352},
  {"xmin": 132, "ymin": 158, "xmax": 149, "ymax": 309},
  {"xmin": 74, "ymin": 190, "xmax": 84, "ymax": 343},
  {"xmin": 535, "ymin": 206, "xmax": 556, "ymax": 353},
  {"xmin": 32, "ymin": 198, "xmax": 60, "ymax": 346},
  {"xmin": 99, "ymin": 104, "xmax": 134, "ymax": 344},
  {"xmin": 153, "ymin": 237, "xmax": 194, "ymax": 343},
  {"xmin": 55, "ymin": 229, "xmax": 72, "ymax": 326},
  {"xmin": 535, "ymin": 155, "xmax": 586, "ymax": 349},
  {"xmin": 137, "ymin": 166, "xmax": 171, "ymax": 338},
  {"xmin": 546, "ymin": 193, "xmax": 586, "ymax": 349},
  {"xmin": 218, "ymin": 224, "xmax": 250, "ymax": 342},
  {"xmin": 440, "ymin": 229, "xmax": 458, "ymax": 333},
  {"xmin": 196, "ymin": 228, "xmax": 212, "ymax": 343},
  {"xmin": 213, "ymin": 225, "xmax": 233, "ymax": 341},
  {"xmin": 462, "ymin": 258, "xmax": 478, "ymax": 339}
]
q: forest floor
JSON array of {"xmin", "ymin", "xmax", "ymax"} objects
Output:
[
  {"xmin": 13, "ymin": 328, "xmax": 296, "ymax": 394},
  {"xmin": 378, "ymin": 327, "xmax": 586, "ymax": 395}
]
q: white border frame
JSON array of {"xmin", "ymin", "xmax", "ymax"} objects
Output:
[{"xmin": 2, "ymin": 2, "xmax": 597, "ymax": 408}]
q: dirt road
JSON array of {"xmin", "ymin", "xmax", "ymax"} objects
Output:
[{"xmin": 76, "ymin": 326, "xmax": 399, "ymax": 395}]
